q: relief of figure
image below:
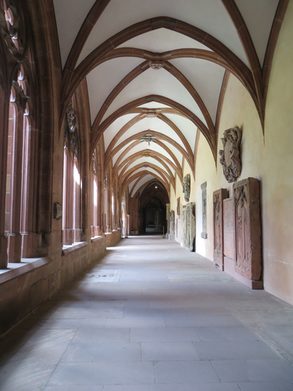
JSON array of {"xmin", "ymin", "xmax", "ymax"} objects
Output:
[{"xmin": 235, "ymin": 185, "xmax": 250, "ymax": 276}]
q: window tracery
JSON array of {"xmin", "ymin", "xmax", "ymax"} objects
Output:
[
  {"xmin": 62, "ymin": 102, "xmax": 82, "ymax": 245},
  {"xmin": 0, "ymin": 0, "xmax": 26, "ymax": 59}
]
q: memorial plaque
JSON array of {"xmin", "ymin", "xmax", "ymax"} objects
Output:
[
  {"xmin": 233, "ymin": 177, "xmax": 262, "ymax": 286},
  {"xmin": 213, "ymin": 189, "xmax": 229, "ymax": 270},
  {"xmin": 182, "ymin": 202, "xmax": 195, "ymax": 251},
  {"xmin": 169, "ymin": 210, "xmax": 175, "ymax": 240},
  {"xmin": 223, "ymin": 198, "xmax": 235, "ymax": 260},
  {"xmin": 201, "ymin": 182, "xmax": 207, "ymax": 239}
]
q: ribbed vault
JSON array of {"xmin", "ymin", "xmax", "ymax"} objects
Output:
[{"xmin": 53, "ymin": 0, "xmax": 288, "ymax": 198}]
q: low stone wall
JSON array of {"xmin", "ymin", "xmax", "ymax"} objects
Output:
[
  {"xmin": 0, "ymin": 236, "xmax": 108, "ymax": 335},
  {"xmin": 105, "ymin": 230, "xmax": 121, "ymax": 247}
]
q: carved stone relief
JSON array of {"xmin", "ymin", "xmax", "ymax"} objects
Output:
[
  {"xmin": 219, "ymin": 126, "xmax": 242, "ymax": 183},
  {"xmin": 182, "ymin": 202, "xmax": 195, "ymax": 251},
  {"xmin": 213, "ymin": 189, "xmax": 229, "ymax": 270},
  {"xmin": 177, "ymin": 197, "xmax": 180, "ymax": 216},
  {"xmin": 233, "ymin": 178, "xmax": 262, "ymax": 288},
  {"xmin": 183, "ymin": 174, "xmax": 190, "ymax": 202},
  {"xmin": 92, "ymin": 149, "xmax": 98, "ymax": 175},
  {"xmin": 223, "ymin": 198, "xmax": 235, "ymax": 261},
  {"xmin": 148, "ymin": 60, "xmax": 164, "ymax": 70},
  {"xmin": 65, "ymin": 104, "xmax": 80, "ymax": 158},
  {"xmin": 166, "ymin": 203, "xmax": 170, "ymax": 236},
  {"xmin": 169, "ymin": 210, "xmax": 175, "ymax": 240},
  {"xmin": 201, "ymin": 182, "xmax": 207, "ymax": 239}
]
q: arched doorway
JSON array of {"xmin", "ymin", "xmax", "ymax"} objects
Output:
[{"xmin": 138, "ymin": 182, "xmax": 169, "ymax": 235}]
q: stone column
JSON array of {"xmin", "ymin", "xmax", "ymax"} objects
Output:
[
  {"xmin": 62, "ymin": 149, "xmax": 74, "ymax": 244},
  {"xmin": 0, "ymin": 90, "xmax": 9, "ymax": 267},
  {"xmin": 9, "ymin": 104, "xmax": 25, "ymax": 262}
]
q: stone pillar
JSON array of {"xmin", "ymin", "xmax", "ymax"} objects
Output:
[
  {"xmin": 21, "ymin": 117, "xmax": 39, "ymax": 258},
  {"xmin": 9, "ymin": 105, "xmax": 25, "ymax": 262},
  {"xmin": 62, "ymin": 149, "xmax": 74, "ymax": 244},
  {"xmin": 0, "ymin": 90, "xmax": 9, "ymax": 267}
]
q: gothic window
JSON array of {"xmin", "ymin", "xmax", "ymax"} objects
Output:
[
  {"xmin": 62, "ymin": 103, "xmax": 82, "ymax": 245},
  {"xmin": 4, "ymin": 66, "xmax": 32, "ymax": 262}
]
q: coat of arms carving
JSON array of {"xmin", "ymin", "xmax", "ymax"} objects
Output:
[
  {"xmin": 183, "ymin": 174, "xmax": 191, "ymax": 202},
  {"xmin": 219, "ymin": 126, "xmax": 242, "ymax": 183}
]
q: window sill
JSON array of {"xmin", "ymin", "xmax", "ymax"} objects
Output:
[
  {"xmin": 0, "ymin": 258, "xmax": 48, "ymax": 284},
  {"xmin": 91, "ymin": 235, "xmax": 104, "ymax": 243},
  {"xmin": 62, "ymin": 241, "xmax": 87, "ymax": 255}
]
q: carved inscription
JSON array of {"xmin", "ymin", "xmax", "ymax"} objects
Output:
[
  {"xmin": 233, "ymin": 178, "xmax": 262, "ymax": 283},
  {"xmin": 182, "ymin": 202, "xmax": 195, "ymax": 251},
  {"xmin": 213, "ymin": 189, "xmax": 229, "ymax": 270},
  {"xmin": 223, "ymin": 198, "xmax": 235, "ymax": 260}
]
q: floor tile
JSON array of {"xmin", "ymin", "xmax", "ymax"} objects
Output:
[
  {"xmin": 131, "ymin": 327, "xmax": 201, "ymax": 342},
  {"xmin": 1, "ymin": 236, "xmax": 293, "ymax": 389},
  {"xmin": 194, "ymin": 340, "xmax": 278, "ymax": 360},
  {"xmin": 142, "ymin": 341, "xmax": 199, "ymax": 361},
  {"xmin": 154, "ymin": 361, "xmax": 219, "ymax": 384},
  {"xmin": 47, "ymin": 361, "xmax": 154, "ymax": 386}
]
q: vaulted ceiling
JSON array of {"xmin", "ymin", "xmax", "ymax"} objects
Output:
[{"xmin": 53, "ymin": 0, "xmax": 286, "ymax": 196}]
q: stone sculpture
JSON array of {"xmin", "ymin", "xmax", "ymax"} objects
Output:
[
  {"xmin": 219, "ymin": 126, "xmax": 242, "ymax": 183},
  {"xmin": 65, "ymin": 104, "xmax": 80, "ymax": 158},
  {"xmin": 183, "ymin": 174, "xmax": 190, "ymax": 202},
  {"xmin": 182, "ymin": 202, "xmax": 195, "ymax": 251}
]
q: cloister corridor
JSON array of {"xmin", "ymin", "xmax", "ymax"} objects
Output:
[{"xmin": 0, "ymin": 237, "xmax": 293, "ymax": 390}]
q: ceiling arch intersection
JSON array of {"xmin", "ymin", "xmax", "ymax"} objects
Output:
[{"xmin": 52, "ymin": 0, "xmax": 289, "ymax": 196}]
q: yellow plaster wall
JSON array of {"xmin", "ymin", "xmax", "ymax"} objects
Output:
[
  {"xmin": 195, "ymin": 72, "xmax": 264, "ymax": 260},
  {"xmin": 261, "ymin": 1, "xmax": 293, "ymax": 304},
  {"xmin": 193, "ymin": 2, "xmax": 293, "ymax": 305},
  {"xmin": 194, "ymin": 135, "xmax": 216, "ymax": 258}
]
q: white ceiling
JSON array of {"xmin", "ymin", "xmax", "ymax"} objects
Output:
[
  {"xmin": 169, "ymin": 58, "xmax": 225, "ymax": 122},
  {"xmin": 112, "ymin": 117, "xmax": 186, "ymax": 150},
  {"xmin": 102, "ymin": 68, "xmax": 207, "ymax": 124},
  {"xmin": 118, "ymin": 28, "xmax": 212, "ymax": 52},
  {"xmin": 53, "ymin": 0, "xmax": 95, "ymax": 66},
  {"xmin": 87, "ymin": 58, "xmax": 142, "ymax": 123},
  {"xmin": 130, "ymin": 174, "xmax": 155, "ymax": 196},
  {"xmin": 76, "ymin": 0, "xmax": 248, "ymax": 66},
  {"xmin": 53, "ymin": 0, "xmax": 282, "ymax": 196},
  {"xmin": 235, "ymin": 0, "xmax": 279, "ymax": 64}
]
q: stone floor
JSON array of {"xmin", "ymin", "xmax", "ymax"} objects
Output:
[{"xmin": 1, "ymin": 236, "xmax": 293, "ymax": 390}]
